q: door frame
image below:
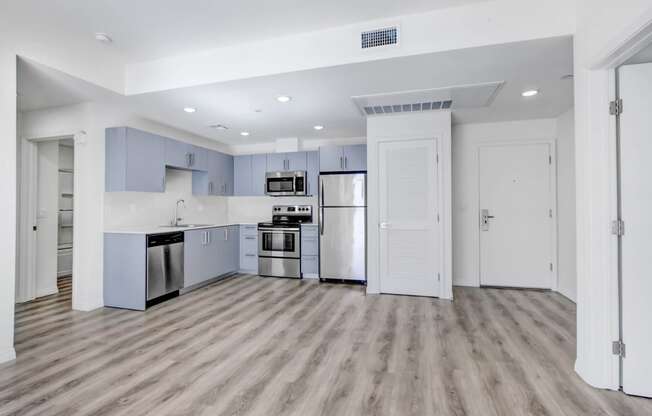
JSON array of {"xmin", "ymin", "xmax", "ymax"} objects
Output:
[
  {"xmin": 475, "ymin": 139, "xmax": 558, "ymax": 290},
  {"xmin": 376, "ymin": 136, "xmax": 447, "ymax": 298},
  {"xmin": 17, "ymin": 133, "xmax": 80, "ymax": 304}
]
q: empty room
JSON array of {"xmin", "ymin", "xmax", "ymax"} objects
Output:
[{"xmin": 1, "ymin": 1, "xmax": 652, "ymax": 415}]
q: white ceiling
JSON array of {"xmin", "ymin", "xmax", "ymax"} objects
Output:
[
  {"xmin": 4, "ymin": 0, "xmax": 487, "ymax": 64},
  {"xmin": 18, "ymin": 36, "xmax": 573, "ymax": 145}
]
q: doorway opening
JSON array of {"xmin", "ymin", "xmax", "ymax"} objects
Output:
[
  {"xmin": 612, "ymin": 41, "xmax": 652, "ymax": 398},
  {"xmin": 16, "ymin": 136, "xmax": 76, "ymax": 316}
]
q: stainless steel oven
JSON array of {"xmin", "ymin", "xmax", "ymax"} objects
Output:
[
  {"xmin": 265, "ymin": 171, "xmax": 307, "ymax": 197},
  {"xmin": 258, "ymin": 205, "xmax": 312, "ymax": 279}
]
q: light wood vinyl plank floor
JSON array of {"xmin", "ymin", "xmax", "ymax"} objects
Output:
[{"xmin": 2, "ymin": 275, "xmax": 651, "ymax": 416}]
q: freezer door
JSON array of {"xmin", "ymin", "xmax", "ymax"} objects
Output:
[
  {"xmin": 319, "ymin": 207, "xmax": 366, "ymax": 281},
  {"xmin": 319, "ymin": 173, "xmax": 366, "ymax": 207}
]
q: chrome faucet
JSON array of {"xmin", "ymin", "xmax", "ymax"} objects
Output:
[{"xmin": 174, "ymin": 199, "xmax": 185, "ymax": 226}]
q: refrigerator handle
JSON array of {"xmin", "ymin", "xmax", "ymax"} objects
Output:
[
  {"xmin": 321, "ymin": 180, "xmax": 324, "ymax": 206},
  {"xmin": 320, "ymin": 207, "xmax": 324, "ymax": 235}
]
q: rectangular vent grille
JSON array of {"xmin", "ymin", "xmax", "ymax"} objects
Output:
[
  {"xmin": 361, "ymin": 27, "xmax": 398, "ymax": 49},
  {"xmin": 364, "ymin": 100, "xmax": 452, "ymax": 115}
]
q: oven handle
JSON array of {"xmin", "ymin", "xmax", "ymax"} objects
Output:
[{"xmin": 259, "ymin": 227, "xmax": 301, "ymax": 232}]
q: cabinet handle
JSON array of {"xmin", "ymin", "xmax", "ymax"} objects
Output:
[
  {"xmin": 190, "ymin": 153, "xmax": 195, "ymax": 166},
  {"xmin": 207, "ymin": 231, "xmax": 211, "ymax": 244},
  {"xmin": 225, "ymin": 228, "xmax": 229, "ymax": 240},
  {"xmin": 161, "ymin": 177, "xmax": 166, "ymax": 190},
  {"xmin": 245, "ymin": 254, "xmax": 256, "ymax": 257},
  {"xmin": 245, "ymin": 236, "xmax": 256, "ymax": 240},
  {"xmin": 202, "ymin": 231, "xmax": 206, "ymax": 245},
  {"xmin": 345, "ymin": 156, "xmax": 348, "ymax": 170},
  {"xmin": 185, "ymin": 152, "xmax": 190, "ymax": 167},
  {"xmin": 209, "ymin": 182, "xmax": 213, "ymax": 194}
]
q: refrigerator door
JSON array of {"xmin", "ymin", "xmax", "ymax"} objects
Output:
[
  {"xmin": 319, "ymin": 206, "xmax": 366, "ymax": 281},
  {"xmin": 319, "ymin": 173, "xmax": 366, "ymax": 207}
]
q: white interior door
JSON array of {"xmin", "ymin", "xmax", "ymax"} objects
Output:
[
  {"xmin": 378, "ymin": 139, "xmax": 440, "ymax": 297},
  {"xmin": 479, "ymin": 143, "xmax": 553, "ymax": 289},
  {"xmin": 619, "ymin": 62, "xmax": 652, "ymax": 398}
]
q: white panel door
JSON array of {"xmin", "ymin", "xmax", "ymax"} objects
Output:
[
  {"xmin": 479, "ymin": 143, "xmax": 553, "ymax": 289},
  {"xmin": 619, "ymin": 62, "xmax": 652, "ymax": 398},
  {"xmin": 378, "ymin": 139, "xmax": 440, "ymax": 297}
]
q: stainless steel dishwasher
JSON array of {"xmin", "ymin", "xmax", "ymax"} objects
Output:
[{"xmin": 147, "ymin": 232, "xmax": 184, "ymax": 304}]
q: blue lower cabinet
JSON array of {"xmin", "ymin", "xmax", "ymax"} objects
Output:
[
  {"xmin": 301, "ymin": 224, "xmax": 319, "ymax": 278},
  {"xmin": 184, "ymin": 229, "xmax": 217, "ymax": 287},
  {"xmin": 239, "ymin": 225, "xmax": 258, "ymax": 272},
  {"xmin": 104, "ymin": 233, "xmax": 147, "ymax": 310}
]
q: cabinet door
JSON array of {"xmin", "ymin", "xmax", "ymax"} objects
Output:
[
  {"xmin": 126, "ymin": 129, "xmax": 166, "ymax": 192},
  {"xmin": 306, "ymin": 151, "xmax": 319, "ymax": 196},
  {"xmin": 319, "ymin": 146, "xmax": 343, "ymax": 172},
  {"xmin": 189, "ymin": 146, "xmax": 208, "ymax": 171},
  {"xmin": 228, "ymin": 226, "xmax": 240, "ymax": 272},
  {"xmin": 286, "ymin": 152, "xmax": 307, "ymax": 171},
  {"xmin": 165, "ymin": 139, "xmax": 191, "ymax": 169},
  {"xmin": 234, "ymin": 155, "xmax": 252, "ymax": 196},
  {"xmin": 267, "ymin": 153, "xmax": 286, "ymax": 172},
  {"xmin": 184, "ymin": 229, "xmax": 210, "ymax": 287},
  {"xmin": 192, "ymin": 151, "xmax": 216, "ymax": 196},
  {"xmin": 223, "ymin": 155, "xmax": 234, "ymax": 196},
  {"xmin": 343, "ymin": 144, "xmax": 366, "ymax": 171},
  {"xmin": 252, "ymin": 154, "xmax": 268, "ymax": 196}
]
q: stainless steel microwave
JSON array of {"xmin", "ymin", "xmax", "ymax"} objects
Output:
[{"xmin": 265, "ymin": 171, "xmax": 307, "ymax": 197}]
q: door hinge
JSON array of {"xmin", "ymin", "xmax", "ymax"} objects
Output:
[
  {"xmin": 437, "ymin": 213, "xmax": 440, "ymax": 223},
  {"xmin": 611, "ymin": 219, "xmax": 625, "ymax": 236},
  {"xmin": 548, "ymin": 155, "xmax": 552, "ymax": 165},
  {"xmin": 549, "ymin": 263, "xmax": 553, "ymax": 272},
  {"xmin": 609, "ymin": 99, "xmax": 623, "ymax": 116},
  {"xmin": 437, "ymin": 273, "xmax": 441, "ymax": 282},
  {"xmin": 612, "ymin": 340, "xmax": 626, "ymax": 358},
  {"xmin": 549, "ymin": 209, "xmax": 553, "ymax": 218},
  {"xmin": 436, "ymin": 153, "xmax": 439, "ymax": 164}
]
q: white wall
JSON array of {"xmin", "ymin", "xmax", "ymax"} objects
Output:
[
  {"xmin": 366, "ymin": 111, "xmax": 453, "ymax": 299},
  {"xmin": 35, "ymin": 141, "xmax": 59, "ymax": 297},
  {"xmin": 0, "ymin": 49, "xmax": 17, "ymax": 363},
  {"xmin": 451, "ymin": 118, "xmax": 559, "ymax": 287},
  {"xmin": 556, "ymin": 109, "xmax": 576, "ymax": 302},
  {"xmin": 104, "ymin": 169, "xmax": 229, "ymax": 230}
]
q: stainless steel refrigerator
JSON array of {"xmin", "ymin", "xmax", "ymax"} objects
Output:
[{"xmin": 319, "ymin": 173, "xmax": 366, "ymax": 282}]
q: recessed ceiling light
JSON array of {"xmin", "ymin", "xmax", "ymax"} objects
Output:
[
  {"xmin": 94, "ymin": 33, "xmax": 113, "ymax": 43},
  {"xmin": 209, "ymin": 124, "xmax": 228, "ymax": 130},
  {"xmin": 240, "ymin": 131, "xmax": 250, "ymax": 136},
  {"xmin": 313, "ymin": 125, "xmax": 325, "ymax": 131},
  {"xmin": 521, "ymin": 89, "xmax": 539, "ymax": 97},
  {"xmin": 183, "ymin": 107, "xmax": 197, "ymax": 113},
  {"xmin": 276, "ymin": 95, "xmax": 292, "ymax": 103}
]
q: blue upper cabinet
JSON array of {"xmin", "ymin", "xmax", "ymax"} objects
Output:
[
  {"xmin": 234, "ymin": 155, "xmax": 252, "ymax": 196},
  {"xmin": 319, "ymin": 144, "xmax": 366, "ymax": 172},
  {"xmin": 165, "ymin": 139, "xmax": 208, "ymax": 171},
  {"xmin": 194, "ymin": 151, "xmax": 233, "ymax": 196},
  {"xmin": 234, "ymin": 154, "xmax": 267, "ymax": 196},
  {"xmin": 267, "ymin": 152, "xmax": 307, "ymax": 172},
  {"xmin": 266, "ymin": 153, "xmax": 286, "ymax": 172},
  {"xmin": 343, "ymin": 144, "xmax": 366, "ymax": 171},
  {"xmin": 251, "ymin": 154, "xmax": 267, "ymax": 196},
  {"xmin": 306, "ymin": 151, "xmax": 319, "ymax": 196},
  {"xmin": 106, "ymin": 127, "xmax": 166, "ymax": 192}
]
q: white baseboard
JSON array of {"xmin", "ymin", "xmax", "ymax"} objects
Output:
[
  {"xmin": 35, "ymin": 285, "xmax": 59, "ymax": 298},
  {"xmin": 0, "ymin": 347, "xmax": 16, "ymax": 364},
  {"xmin": 302, "ymin": 273, "xmax": 319, "ymax": 279}
]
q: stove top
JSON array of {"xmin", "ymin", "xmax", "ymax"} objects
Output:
[{"xmin": 258, "ymin": 205, "xmax": 313, "ymax": 229}]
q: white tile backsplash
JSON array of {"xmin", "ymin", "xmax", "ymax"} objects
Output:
[
  {"xmin": 104, "ymin": 168, "xmax": 318, "ymax": 229},
  {"xmin": 104, "ymin": 168, "xmax": 228, "ymax": 229}
]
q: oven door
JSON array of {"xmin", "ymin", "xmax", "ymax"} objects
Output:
[
  {"xmin": 258, "ymin": 228, "xmax": 300, "ymax": 258},
  {"xmin": 266, "ymin": 173, "xmax": 296, "ymax": 196}
]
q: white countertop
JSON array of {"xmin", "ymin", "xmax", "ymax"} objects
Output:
[{"xmin": 105, "ymin": 223, "xmax": 257, "ymax": 235}]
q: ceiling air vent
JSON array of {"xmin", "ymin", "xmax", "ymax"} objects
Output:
[
  {"xmin": 363, "ymin": 101, "xmax": 452, "ymax": 116},
  {"xmin": 361, "ymin": 27, "xmax": 398, "ymax": 49}
]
